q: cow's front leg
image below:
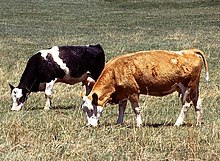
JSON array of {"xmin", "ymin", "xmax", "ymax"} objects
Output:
[
  {"xmin": 131, "ymin": 101, "xmax": 142, "ymax": 127},
  {"xmin": 44, "ymin": 95, "xmax": 51, "ymax": 110},
  {"xmin": 44, "ymin": 79, "xmax": 57, "ymax": 110},
  {"xmin": 117, "ymin": 99, "xmax": 127, "ymax": 124}
]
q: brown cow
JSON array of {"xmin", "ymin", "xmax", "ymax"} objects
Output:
[{"xmin": 81, "ymin": 49, "xmax": 209, "ymax": 127}]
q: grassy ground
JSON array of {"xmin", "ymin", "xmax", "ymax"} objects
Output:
[{"xmin": 0, "ymin": 0, "xmax": 220, "ymax": 160}]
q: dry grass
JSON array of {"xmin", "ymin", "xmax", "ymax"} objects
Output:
[{"xmin": 0, "ymin": 0, "xmax": 220, "ymax": 160}]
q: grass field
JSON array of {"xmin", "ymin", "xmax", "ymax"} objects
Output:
[{"xmin": 0, "ymin": 0, "xmax": 220, "ymax": 160}]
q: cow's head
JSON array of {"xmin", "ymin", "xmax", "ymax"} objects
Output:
[
  {"xmin": 9, "ymin": 84, "xmax": 29, "ymax": 111},
  {"xmin": 81, "ymin": 93, "xmax": 103, "ymax": 127}
]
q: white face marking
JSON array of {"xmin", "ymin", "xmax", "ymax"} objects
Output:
[
  {"xmin": 82, "ymin": 96, "xmax": 103, "ymax": 126},
  {"xmin": 82, "ymin": 96, "xmax": 93, "ymax": 110},
  {"xmin": 40, "ymin": 46, "xmax": 70, "ymax": 74},
  {"xmin": 11, "ymin": 103, "xmax": 23, "ymax": 111},
  {"xmin": 86, "ymin": 114, "xmax": 98, "ymax": 126},
  {"xmin": 11, "ymin": 88, "xmax": 24, "ymax": 111},
  {"xmin": 12, "ymin": 88, "xmax": 22, "ymax": 98}
]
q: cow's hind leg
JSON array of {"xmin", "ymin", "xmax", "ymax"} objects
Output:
[
  {"xmin": 191, "ymin": 87, "xmax": 202, "ymax": 126},
  {"xmin": 44, "ymin": 79, "xmax": 57, "ymax": 110},
  {"xmin": 117, "ymin": 99, "xmax": 128, "ymax": 124},
  {"xmin": 177, "ymin": 83, "xmax": 187, "ymax": 107},
  {"xmin": 174, "ymin": 88, "xmax": 191, "ymax": 126}
]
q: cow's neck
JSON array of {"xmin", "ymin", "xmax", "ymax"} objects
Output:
[
  {"xmin": 91, "ymin": 70, "xmax": 116, "ymax": 107},
  {"xmin": 18, "ymin": 69, "xmax": 39, "ymax": 92},
  {"xmin": 96, "ymin": 88, "xmax": 115, "ymax": 107},
  {"xmin": 18, "ymin": 77, "xmax": 38, "ymax": 92}
]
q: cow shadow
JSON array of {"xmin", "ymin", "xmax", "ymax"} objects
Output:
[
  {"xmin": 51, "ymin": 105, "xmax": 78, "ymax": 110},
  {"xmin": 102, "ymin": 122, "xmax": 193, "ymax": 128},
  {"xmin": 26, "ymin": 105, "xmax": 78, "ymax": 111},
  {"xmin": 143, "ymin": 122, "xmax": 193, "ymax": 128},
  {"xmin": 143, "ymin": 122, "xmax": 175, "ymax": 127}
]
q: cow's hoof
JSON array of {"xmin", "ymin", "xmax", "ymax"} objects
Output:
[{"xmin": 44, "ymin": 106, "xmax": 51, "ymax": 110}]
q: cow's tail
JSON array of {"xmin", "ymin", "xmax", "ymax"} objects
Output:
[{"xmin": 193, "ymin": 49, "xmax": 209, "ymax": 84}]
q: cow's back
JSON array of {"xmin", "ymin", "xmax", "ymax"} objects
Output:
[
  {"xmin": 58, "ymin": 44, "xmax": 105, "ymax": 80},
  {"xmin": 105, "ymin": 50, "xmax": 202, "ymax": 96}
]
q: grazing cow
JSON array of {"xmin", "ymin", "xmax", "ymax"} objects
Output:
[
  {"xmin": 10, "ymin": 44, "xmax": 105, "ymax": 111},
  {"xmin": 82, "ymin": 49, "xmax": 209, "ymax": 127}
]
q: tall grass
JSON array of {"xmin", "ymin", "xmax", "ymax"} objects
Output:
[{"xmin": 0, "ymin": 0, "xmax": 219, "ymax": 160}]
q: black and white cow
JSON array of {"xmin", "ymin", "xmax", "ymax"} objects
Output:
[{"xmin": 9, "ymin": 44, "xmax": 105, "ymax": 111}]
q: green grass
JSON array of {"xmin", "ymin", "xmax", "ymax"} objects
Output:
[{"xmin": 0, "ymin": 0, "xmax": 220, "ymax": 160}]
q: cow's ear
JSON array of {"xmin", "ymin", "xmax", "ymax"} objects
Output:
[
  {"xmin": 80, "ymin": 91, "xmax": 86, "ymax": 98},
  {"xmin": 92, "ymin": 93, "xmax": 98, "ymax": 106},
  {"xmin": 9, "ymin": 83, "xmax": 15, "ymax": 91}
]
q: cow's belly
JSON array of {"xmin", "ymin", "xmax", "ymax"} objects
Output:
[
  {"xmin": 57, "ymin": 72, "xmax": 89, "ymax": 85},
  {"xmin": 141, "ymin": 83, "xmax": 179, "ymax": 96}
]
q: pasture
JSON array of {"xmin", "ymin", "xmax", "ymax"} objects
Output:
[{"xmin": 0, "ymin": 0, "xmax": 219, "ymax": 160}]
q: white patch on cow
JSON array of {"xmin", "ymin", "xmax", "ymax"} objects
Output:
[
  {"xmin": 196, "ymin": 97, "xmax": 202, "ymax": 109},
  {"xmin": 170, "ymin": 58, "xmax": 178, "ymax": 65},
  {"xmin": 174, "ymin": 51, "xmax": 183, "ymax": 56},
  {"xmin": 96, "ymin": 105, "xmax": 103, "ymax": 118},
  {"xmin": 206, "ymin": 72, "xmax": 209, "ymax": 83},
  {"xmin": 131, "ymin": 102, "xmax": 143, "ymax": 127},
  {"xmin": 11, "ymin": 102, "xmax": 23, "ymax": 111},
  {"xmin": 45, "ymin": 79, "xmax": 57, "ymax": 97},
  {"xmin": 12, "ymin": 88, "xmax": 23, "ymax": 99},
  {"xmin": 136, "ymin": 114, "xmax": 142, "ymax": 127},
  {"xmin": 196, "ymin": 97, "xmax": 202, "ymax": 126},
  {"xmin": 133, "ymin": 106, "xmax": 142, "ymax": 127},
  {"xmin": 88, "ymin": 115, "xmax": 99, "ymax": 126},
  {"xmin": 82, "ymin": 96, "xmax": 103, "ymax": 126},
  {"xmin": 86, "ymin": 76, "xmax": 95, "ymax": 87},
  {"xmin": 40, "ymin": 46, "xmax": 70, "ymax": 74},
  {"xmin": 40, "ymin": 50, "xmax": 49, "ymax": 60},
  {"xmin": 44, "ymin": 79, "xmax": 57, "ymax": 110},
  {"xmin": 174, "ymin": 101, "xmax": 191, "ymax": 126},
  {"xmin": 82, "ymin": 96, "xmax": 93, "ymax": 110},
  {"xmin": 87, "ymin": 106, "xmax": 103, "ymax": 126}
]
